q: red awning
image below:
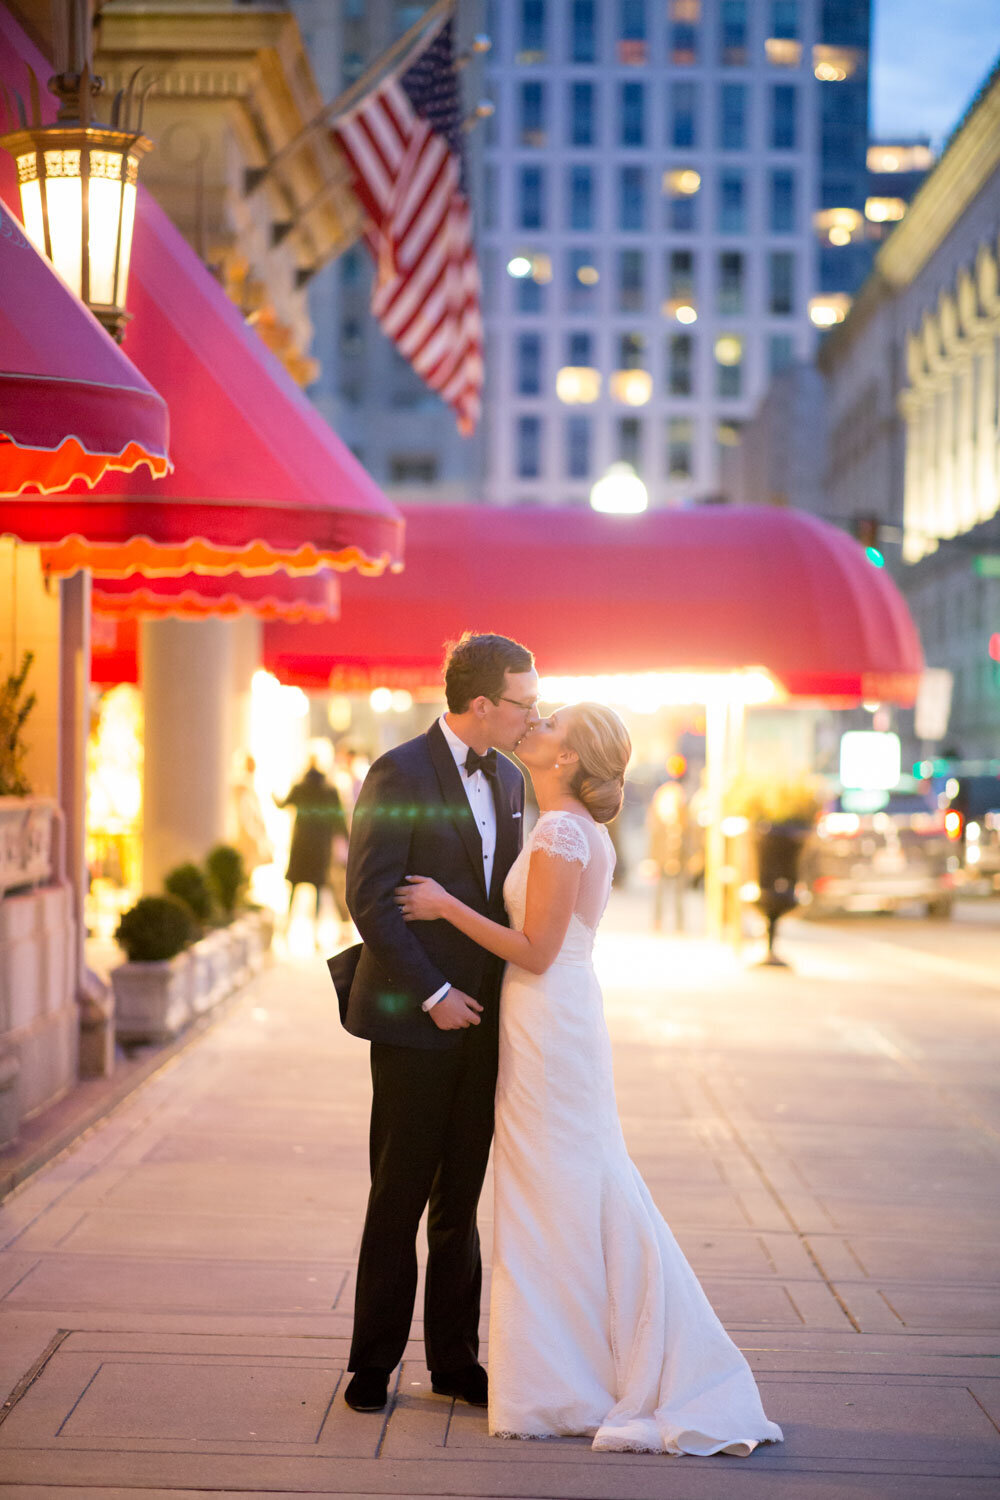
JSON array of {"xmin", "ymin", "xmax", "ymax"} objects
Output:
[
  {"xmin": 0, "ymin": 11, "xmax": 402, "ymax": 578},
  {"xmin": 92, "ymin": 568, "xmax": 340, "ymax": 624},
  {"xmin": 263, "ymin": 505, "xmax": 924, "ymax": 705},
  {"xmin": 0, "ymin": 16, "xmax": 170, "ymax": 496}
]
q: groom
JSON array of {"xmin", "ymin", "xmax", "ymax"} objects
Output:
[{"xmin": 340, "ymin": 632, "xmax": 539, "ymax": 1412}]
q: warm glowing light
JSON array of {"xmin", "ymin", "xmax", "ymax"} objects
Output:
[
  {"xmin": 537, "ymin": 671, "xmax": 780, "ymax": 712},
  {"xmin": 828, "ymin": 226, "xmax": 851, "ymax": 246},
  {"xmin": 556, "ymin": 366, "xmax": 601, "ymax": 403},
  {"xmin": 814, "ymin": 207, "xmax": 863, "ymax": 245},
  {"xmin": 812, "ymin": 44, "xmax": 861, "ymax": 80},
  {"xmin": 665, "ymin": 300, "xmax": 698, "ymax": 324},
  {"xmin": 809, "ymin": 294, "xmax": 851, "ymax": 327},
  {"xmin": 714, "ymin": 335, "xmax": 743, "ymax": 366},
  {"xmin": 840, "ymin": 731, "xmax": 901, "ymax": 792},
  {"xmin": 721, "ymin": 816, "xmax": 750, "ymax": 837},
  {"xmin": 589, "ymin": 463, "xmax": 648, "ymax": 515},
  {"xmin": 391, "ymin": 690, "xmax": 414, "ymax": 713},
  {"xmin": 506, "ymin": 255, "xmax": 532, "ymax": 278},
  {"xmin": 944, "ymin": 809, "xmax": 963, "ymax": 840},
  {"xmin": 609, "ymin": 369, "xmax": 653, "ymax": 406},
  {"xmin": 865, "ymin": 196, "xmax": 906, "ymax": 223},
  {"xmin": 765, "ymin": 37, "xmax": 802, "ymax": 65},
  {"xmin": 814, "ymin": 61, "xmax": 846, "ymax": 81},
  {"xmin": 530, "ymin": 251, "xmax": 552, "ymax": 283},
  {"xmin": 945, "ymin": 777, "xmax": 960, "ymax": 799},
  {"xmin": 664, "ymin": 168, "xmax": 701, "ymax": 196},
  {"xmin": 576, "ymin": 263, "xmax": 600, "ymax": 285},
  {"xmin": 867, "ymin": 143, "xmax": 934, "ymax": 174},
  {"xmin": 370, "ymin": 687, "xmax": 394, "ymax": 713}
]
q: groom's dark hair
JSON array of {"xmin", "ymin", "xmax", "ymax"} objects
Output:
[{"xmin": 443, "ymin": 632, "xmax": 534, "ymax": 713}]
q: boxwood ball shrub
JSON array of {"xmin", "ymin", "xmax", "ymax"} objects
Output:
[
  {"xmin": 115, "ymin": 895, "xmax": 196, "ymax": 962},
  {"xmin": 164, "ymin": 862, "xmax": 215, "ymax": 925},
  {"xmin": 205, "ymin": 844, "xmax": 247, "ymax": 920}
]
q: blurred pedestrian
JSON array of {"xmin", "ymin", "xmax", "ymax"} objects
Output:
[
  {"xmin": 231, "ymin": 752, "xmax": 273, "ymax": 875},
  {"xmin": 647, "ymin": 773, "xmax": 688, "ymax": 931},
  {"xmin": 275, "ymin": 760, "xmax": 349, "ymax": 942}
]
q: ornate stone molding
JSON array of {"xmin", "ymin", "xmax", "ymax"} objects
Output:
[{"xmin": 0, "ymin": 797, "xmax": 58, "ymax": 898}]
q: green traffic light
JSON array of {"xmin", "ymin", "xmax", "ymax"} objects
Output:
[{"xmin": 864, "ymin": 546, "xmax": 885, "ymax": 568}]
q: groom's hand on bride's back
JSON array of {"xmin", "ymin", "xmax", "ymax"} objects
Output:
[{"xmin": 430, "ymin": 988, "xmax": 483, "ymax": 1030}]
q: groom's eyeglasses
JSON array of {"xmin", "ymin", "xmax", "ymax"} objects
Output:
[{"xmin": 492, "ymin": 695, "xmax": 539, "ymax": 713}]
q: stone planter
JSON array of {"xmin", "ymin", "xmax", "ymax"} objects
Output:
[
  {"xmin": 225, "ymin": 919, "xmax": 253, "ymax": 989},
  {"xmin": 111, "ymin": 952, "xmax": 193, "ymax": 1044},
  {"xmin": 0, "ymin": 797, "xmax": 58, "ymax": 897}
]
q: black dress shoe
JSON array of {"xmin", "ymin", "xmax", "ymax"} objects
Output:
[
  {"xmin": 430, "ymin": 1363, "xmax": 488, "ymax": 1406},
  {"xmin": 344, "ymin": 1367, "xmax": 390, "ymax": 1411}
]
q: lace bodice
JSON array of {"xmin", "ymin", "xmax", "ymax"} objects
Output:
[{"xmin": 503, "ymin": 810, "xmax": 615, "ymax": 962}]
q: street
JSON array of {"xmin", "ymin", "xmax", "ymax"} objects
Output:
[{"xmin": 0, "ymin": 898, "xmax": 998, "ymax": 1499}]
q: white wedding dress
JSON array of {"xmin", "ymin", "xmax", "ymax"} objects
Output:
[{"xmin": 488, "ymin": 810, "xmax": 783, "ymax": 1456}]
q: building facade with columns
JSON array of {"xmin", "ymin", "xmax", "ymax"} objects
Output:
[{"xmin": 818, "ymin": 60, "xmax": 1000, "ymax": 757}]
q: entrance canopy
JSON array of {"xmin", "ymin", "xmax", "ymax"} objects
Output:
[{"xmin": 263, "ymin": 505, "xmax": 924, "ymax": 704}]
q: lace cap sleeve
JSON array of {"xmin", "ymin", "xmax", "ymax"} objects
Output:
[{"xmin": 531, "ymin": 812, "xmax": 591, "ymax": 868}]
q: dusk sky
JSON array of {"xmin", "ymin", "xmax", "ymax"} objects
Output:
[{"xmin": 872, "ymin": 0, "xmax": 1000, "ymax": 145}]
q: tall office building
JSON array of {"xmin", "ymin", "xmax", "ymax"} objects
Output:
[{"xmin": 298, "ymin": 0, "xmax": 872, "ymax": 506}]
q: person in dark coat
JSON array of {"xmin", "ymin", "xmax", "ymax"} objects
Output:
[{"xmin": 275, "ymin": 761, "xmax": 348, "ymax": 925}]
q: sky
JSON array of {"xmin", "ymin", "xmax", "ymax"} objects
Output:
[{"xmin": 872, "ymin": 0, "xmax": 1000, "ymax": 146}]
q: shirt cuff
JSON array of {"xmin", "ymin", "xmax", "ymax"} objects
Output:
[{"xmin": 422, "ymin": 982, "xmax": 451, "ymax": 1012}]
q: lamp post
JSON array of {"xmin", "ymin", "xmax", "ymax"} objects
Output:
[
  {"xmin": 589, "ymin": 462, "xmax": 649, "ymax": 515},
  {"xmin": 0, "ymin": 2, "xmax": 152, "ymax": 341}
]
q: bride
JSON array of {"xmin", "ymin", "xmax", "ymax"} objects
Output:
[{"xmin": 396, "ymin": 703, "xmax": 782, "ymax": 1457}]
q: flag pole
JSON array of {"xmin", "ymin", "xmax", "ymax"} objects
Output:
[{"xmin": 245, "ymin": 0, "xmax": 456, "ymax": 196}]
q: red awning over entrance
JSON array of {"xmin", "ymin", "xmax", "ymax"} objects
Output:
[
  {"xmin": 263, "ymin": 505, "xmax": 924, "ymax": 704},
  {"xmin": 91, "ymin": 568, "xmax": 340, "ymax": 625},
  {"xmin": 0, "ymin": 10, "xmax": 402, "ymax": 578},
  {"xmin": 0, "ymin": 15, "xmax": 170, "ymax": 497}
]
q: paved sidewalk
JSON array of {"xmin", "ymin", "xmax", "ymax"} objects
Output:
[{"xmin": 0, "ymin": 902, "xmax": 998, "ymax": 1498}]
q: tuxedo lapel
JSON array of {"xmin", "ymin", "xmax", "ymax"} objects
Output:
[
  {"xmin": 426, "ymin": 721, "xmax": 488, "ymax": 899},
  {"xmin": 489, "ymin": 761, "xmax": 519, "ymax": 905}
]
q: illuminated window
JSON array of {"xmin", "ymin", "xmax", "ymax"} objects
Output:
[
  {"xmin": 618, "ymin": 0, "xmax": 647, "ymax": 61},
  {"xmin": 671, "ymin": 80, "xmax": 699, "ymax": 147},
  {"xmin": 808, "ymin": 293, "xmax": 851, "ymax": 327},
  {"xmin": 556, "ymin": 367, "xmax": 600, "ymax": 404},
  {"xmin": 665, "ymin": 168, "xmax": 701, "ymax": 232},
  {"xmin": 519, "ymin": 81, "xmax": 547, "ymax": 146},
  {"xmin": 813, "ymin": 207, "xmax": 864, "ymax": 246},
  {"xmin": 667, "ymin": 417, "xmax": 693, "ymax": 478},
  {"xmin": 865, "ymin": 196, "xmax": 906, "ymax": 223},
  {"xmin": 569, "ymin": 81, "xmax": 596, "ymax": 147},
  {"xmin": 669, "ymin": 0, "xmax": 700, "ymax": 63},
  {"xmin": 610, "ymin": 369, "xmax": 653, "ymax": 406},
  {"xmin": 620, "ymin": 81, "xmax": 646, "ymax": 146},
  {"xmin": 714, "ymin": 334, "xmax": 743, "ymax": 397},
  {"xmin": 566, "ymin": 248, "xmax": 600, "ymax": 310},
  {"xmin": 716, "ymin": 418, "xmax": 743, "ymax": 450},
  {"xmin": 565, "ymin": 414, "xmax": 592, "ymax": 478},
  {"xmin": 867, "ymin": 143, "xmax": 934, "ymax": 173},
  {"xmin": 765, "ymin": 38, "xmax": 802, "ymax": 65},
  {"xmin": 717, "ymin": 251, "xmax": 744, "ymax": 314},
  {"xmin": 812, "ymin": 44, "xmax": 863, "ymax": 82}
]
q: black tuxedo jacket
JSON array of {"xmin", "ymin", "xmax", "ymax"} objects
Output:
[{"xmin": 340, "ymin": 720, "xmax": 525, "ymax": 1050}]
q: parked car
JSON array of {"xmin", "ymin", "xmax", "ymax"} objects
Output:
[
  {"xmin": 945, "ymin": 775, "xmax": 1000, "ymax": 891},
  {"xmin": 800, "ymin": 786, "xmax": 959, "ymax": 918}
]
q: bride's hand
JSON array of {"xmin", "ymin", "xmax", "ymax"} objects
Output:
[{"xmin": 395, "ymin": 875, "xmax": 450, "ymax": 921}]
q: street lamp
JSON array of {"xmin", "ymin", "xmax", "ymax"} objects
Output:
[
  {"xmin": 0, "ymin": 65, "xmax": 152, "ymax": 341},
  {"xmin": 589, "ymin": 462, "xmax": 648, "ymax": 515}
]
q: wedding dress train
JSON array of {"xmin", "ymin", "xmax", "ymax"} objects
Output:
[{"xmin": 489, "ymin": 810, "xmax": 783, "ymax": 1456}]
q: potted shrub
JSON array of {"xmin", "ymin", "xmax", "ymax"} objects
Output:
[
  {"xmin": 726, "ymin": 778, "xmax": 825, "ymax": 967},
  {"xmin": 112, "ymin": 895, "xmax": 196, "ymax": 1042},
  {"xmin": 206, "ymin": 844, "xmax": 252, "ymax": 982},
  {"xmin": 163, "ymin": 861, "xmax": 230, "ymax": 1011}
]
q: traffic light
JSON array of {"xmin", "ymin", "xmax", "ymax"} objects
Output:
[{"xmin": 852, "ymin": 515, "xmax": 885, "ymax": 567}]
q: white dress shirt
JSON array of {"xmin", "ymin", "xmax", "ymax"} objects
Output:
[{"xmin": 422, "ymin": 715, "xmax": 498, "ymax": 1012}]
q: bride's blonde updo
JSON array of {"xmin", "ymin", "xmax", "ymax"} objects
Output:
[{"xmin": 563, "ymin": 703, "xmax": 632, "ymax": 824}]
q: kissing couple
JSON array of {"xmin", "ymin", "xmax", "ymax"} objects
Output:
[{"xmin": 330, "ymin": 633, "xmax": 782, "ymax": 1455}]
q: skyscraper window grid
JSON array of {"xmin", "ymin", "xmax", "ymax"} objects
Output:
[{"xmin": 297, "ymin": 0, "xmax": 873, "ymax": 504}]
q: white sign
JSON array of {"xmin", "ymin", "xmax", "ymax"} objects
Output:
[
  {"xmin": 914, "ymin": 668, "xmax": 953, "ymax": 742},
  {"xmin": 840, "ymin": 731, "xmax": 901, "ymax": 791}
]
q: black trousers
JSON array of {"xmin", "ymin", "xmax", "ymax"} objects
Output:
[{"xmin": 348, "ymin": 1010, "xmax": 499, "ymax": 1373}]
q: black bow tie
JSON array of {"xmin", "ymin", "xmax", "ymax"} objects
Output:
[{"xmin": 464, "ymin": 747, "xmax": 498, "ymax": 780}]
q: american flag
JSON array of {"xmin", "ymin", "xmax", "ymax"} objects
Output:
[{"xmin": 332, "ymin": 17, "xmax": 483, "ymax": 435}]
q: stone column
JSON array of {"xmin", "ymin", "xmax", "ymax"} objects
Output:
[{"xmin": 142, "ymin": 618, "xmax": 239, "ymax": 891}]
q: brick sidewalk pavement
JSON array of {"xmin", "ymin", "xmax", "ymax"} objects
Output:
[{"xmin": 0, "ymin": 901, "xmax": 998, "ymax": 1497}]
